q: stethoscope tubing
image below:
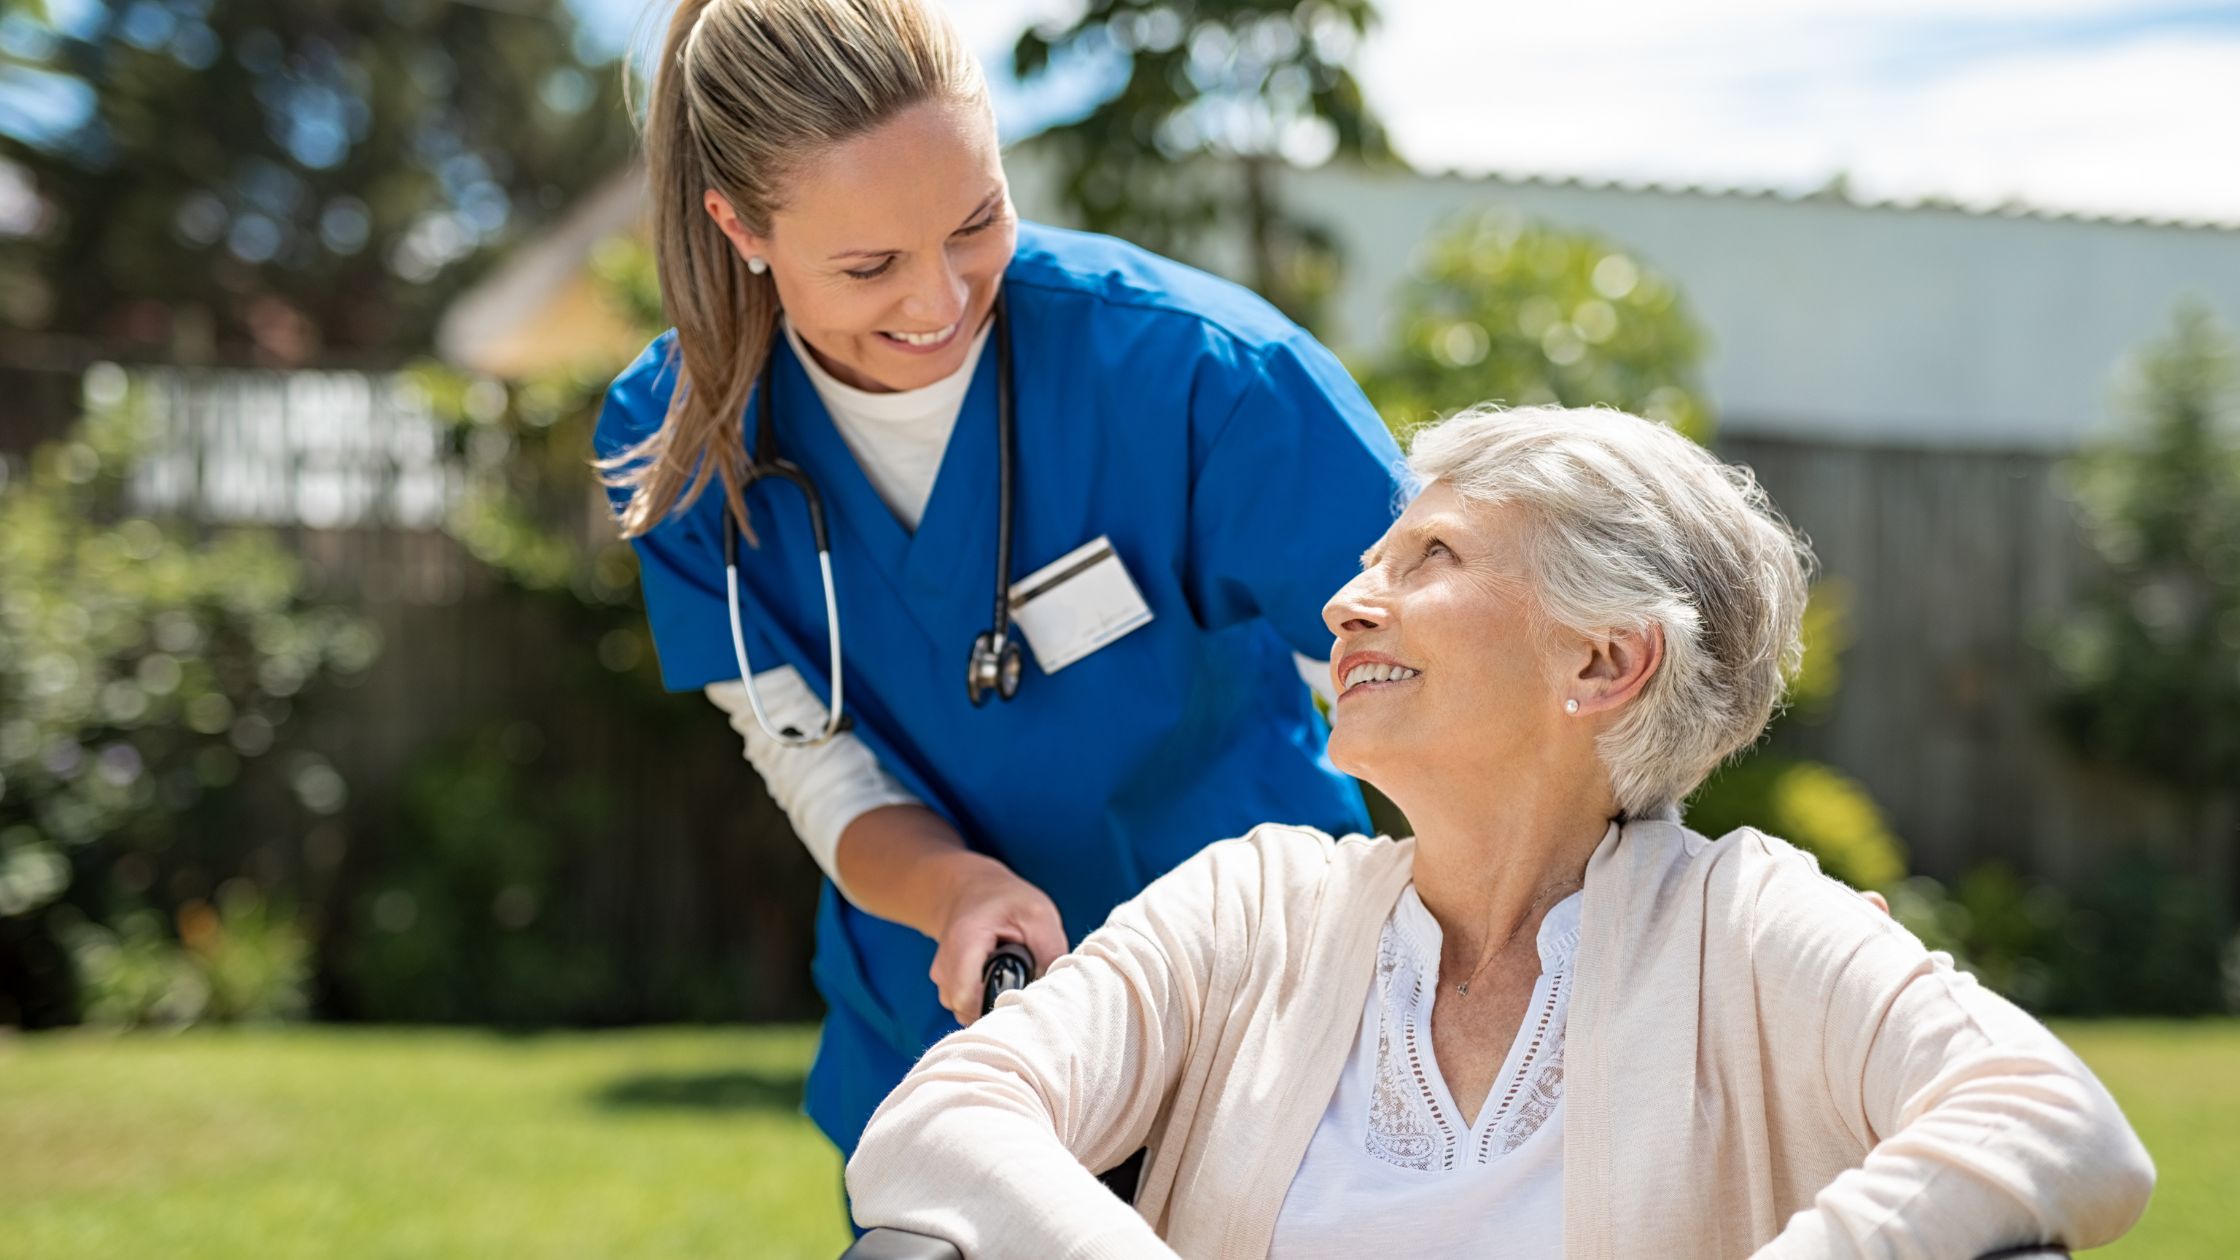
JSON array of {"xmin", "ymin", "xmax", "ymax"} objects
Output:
[
  {"xmin": 721, "ymin": 293, "xmax": 1017, "ymax": 745},
  {"xmin": 725, "ymin": 530, "xmax": 847, "ymax": 746}
]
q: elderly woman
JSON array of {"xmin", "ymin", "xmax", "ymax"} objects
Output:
[{"xmin": 845, "ymin": 405, "xmax": 2154, "ymax": 1259}]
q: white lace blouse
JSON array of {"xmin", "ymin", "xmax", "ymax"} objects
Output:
[{"xmin": 1268, "ymin": 883, "xmax": 1583, "ymax": 1258}]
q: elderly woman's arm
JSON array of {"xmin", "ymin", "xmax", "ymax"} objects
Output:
[
  {"xmin": 1745, "ymin": 842, "xmax": 2155, "ymax": 1259},
  {"xmin": 844, "ymin": 837, "xmax": 1253, "ymax": 1260}
]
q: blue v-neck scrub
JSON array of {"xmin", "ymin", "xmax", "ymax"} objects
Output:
[{"xmin": 595, "ymin": 223, "xmax": 1408, "ymax": 1156}]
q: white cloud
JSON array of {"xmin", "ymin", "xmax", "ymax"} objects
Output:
[
  {"xmin": 1359, "ymin": 0, "xmax": 2240, "ymax": 222},
  {"xmin": 576, "ymin": 0, "xmax": 2240, "ymax": 223}
]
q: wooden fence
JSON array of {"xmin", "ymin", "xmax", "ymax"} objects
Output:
[
  {"xmin": 5, "ymin": 361, "xmax": 826, "ymax": 1021},
  {"xmin": 13, "ymin": 361, "xmax": 2232, "ymax": 1023},
  {"xmin": 1720, "ymin": 434, "xmax": 2236, "ymax": 900}
]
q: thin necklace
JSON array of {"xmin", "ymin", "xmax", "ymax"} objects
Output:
[{"xmin": 1451, "ymin": 879, "xmax": 1581, "ymax": 997}]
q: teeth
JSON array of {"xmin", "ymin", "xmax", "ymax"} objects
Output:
[
  {"xmin": 889, "ymin": 323, "xmax": 956, "ymax": 347},
  {"xmin": 1343, "ymin": 663, "xmax": 1420, "ymax": 690}
]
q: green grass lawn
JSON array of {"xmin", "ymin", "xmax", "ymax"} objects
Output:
[
  {"xmin": 1, "ymin": 1020, "xmax": 2232, "ymax": 1257},
  {"xmin": 2050, "ymin": 1020, "xmax": 2240, "ymax": 1259},
  {"xmin": 0, "ymin": 1026, "xmax": 851, "ymax": 1259}
]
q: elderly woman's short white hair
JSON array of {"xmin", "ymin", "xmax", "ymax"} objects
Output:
[{"xmin": 1406, "ymin": 404, "xmax": 1814, "ymax": 819}]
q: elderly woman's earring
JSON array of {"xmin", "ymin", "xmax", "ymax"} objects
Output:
[
  {"xmin": 747, "ymin": 256, "xmax": 768, "ymax": 275},
  {"xmin": 1564, "ymin": 698, "xmax": 1580, "ymax": 715}
]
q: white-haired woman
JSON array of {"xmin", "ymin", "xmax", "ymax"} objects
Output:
[{"xmin": 844, "ymin": 405, "xmax": 2154, "ymax": 1259}]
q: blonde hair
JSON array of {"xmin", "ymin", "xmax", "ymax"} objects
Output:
[
  {"xmin": 601, "ymin": 0, "xmax": 987, "ymax": 539},
  {"xmin": 1406, "ymin": 405, "xmax": 1815, "ymax": 819}
]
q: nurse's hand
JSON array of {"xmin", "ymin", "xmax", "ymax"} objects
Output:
[
  {"xmin": 831, "ymin": 805, "xmax": 1072, "ymax": 1025},
  {"xmin": 930, "ymin": 858, "xmax": 1070, "ymax": 1025}
]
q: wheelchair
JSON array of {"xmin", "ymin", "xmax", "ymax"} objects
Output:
[{"xmin": 839, "ymin": 945, "xmax": 2070, "ymax": 1260}]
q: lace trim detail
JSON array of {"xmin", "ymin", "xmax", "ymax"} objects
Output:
[
  {"xmin": 1367, "ymin": 925, "xmax": 1451, "ymax": 1171},
  {"xmin": 1476, "ymin": 972, "xmax": 1566, "ymax": 1163},
  {"xmin": 1361, "ymin": 915, "xmax": 1570, "ymax": 1174}
]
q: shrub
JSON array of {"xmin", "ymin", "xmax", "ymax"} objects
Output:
[
  {"xmin": 0, "ymin": 368, "xmax": 372, "ymax": 1026},
  {"xmin": 1687, "ymin": 755, "xmax": 1906, "ymax": 892},
  {"xmin": 1357, "ymin": 210, "xmax": 1713, "ymax": 442}
]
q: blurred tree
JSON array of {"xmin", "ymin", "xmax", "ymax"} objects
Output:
[
  {"xmin": 313, "ymin": 237, "xmax": 825, "ymax": 1025},
  {"xmin": 2051, "ymin": 303, "xmax": 2240, "ymax": 802},
  {"xmin": 0, "ymin": 367, "xmax": 376, "ymax": 1027},
  {"xmin": 0, "ymin": 0, "xmax": 634, "ymax": 361},
  {"xmin": 1012, "ymin": 0, "xmax": 1390, "ymax": 329},
  {"xmin": 1357, "ymin": 210, "xmax": 1714, "ymax": 441}
]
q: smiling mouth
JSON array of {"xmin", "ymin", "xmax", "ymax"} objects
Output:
[
  {"xmin": 879, "ymin": 321, "xmax": 960, "ymax": 351},
  {"xmin": 1339, "ymin": 662, "xmax": 1421, "ymax": 697}
]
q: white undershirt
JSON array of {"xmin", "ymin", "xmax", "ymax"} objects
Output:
[
  {"xmin": 782, "ymin": 315, "xmax": 990, "ymax": 533},
  {"xmin": 1269, "ymin": 884, "xmax": 1583, "ymax": 1260},
  {"xmin": 708, "ymin": 319, "xmax": 1338, "ymax": 896}
]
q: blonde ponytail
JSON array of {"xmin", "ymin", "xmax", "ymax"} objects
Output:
[{"xmin": 600, "ymin": 0, "xmax": 986, "ymax": 540}]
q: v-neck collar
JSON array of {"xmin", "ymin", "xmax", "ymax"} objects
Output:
[
  {"xmin": 766, "ymin": 329, "xmax": 1004, "ymax": 637},
  {"xmin": 1384, "ymin": 884, "xmax": 1583, "ymax": 1143}
]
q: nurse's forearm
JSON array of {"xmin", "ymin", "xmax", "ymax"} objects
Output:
[
  {"xmin": 833, "ymin": 804, "xmax": 991, "ymax": 936},
  {"xmin": 836, "ymin": 805, "xmax": 1072, "ymax": 1022}
]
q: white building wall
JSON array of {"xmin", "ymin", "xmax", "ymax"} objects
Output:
[{"xmin": 1009, "ymin": 155, "xmax": 2240, "ymax": 451}]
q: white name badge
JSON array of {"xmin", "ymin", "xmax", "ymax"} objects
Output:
[{"xmin": 1009, "ymin": 535, "xmax": 1155, "ymax": 676}]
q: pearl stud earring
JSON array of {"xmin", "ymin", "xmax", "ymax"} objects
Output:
[
  {"xmin": 746, "ymin": 256, "xmax": 768, "ymax": 275},
  {"xmin": 1564, "ymin": 698, "xmax": 1580, "ymax": 714}
]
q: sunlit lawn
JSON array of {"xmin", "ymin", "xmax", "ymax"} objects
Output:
[
  {"xmin": 0, "ymin": 1026, "xmax": 851, "ymax": 1259},
  {"xmin": 0, "ymin": 1020, "xmax": 2232, "ymax": 1257}
]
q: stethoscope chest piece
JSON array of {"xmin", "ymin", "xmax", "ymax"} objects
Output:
[{"xmin": 967, "ymin": 631, "xmax": 1024, "ymax": 706}]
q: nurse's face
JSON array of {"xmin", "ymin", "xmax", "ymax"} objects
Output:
[
  {"xmin": 1320, "ymin": 486, "xmax": 1583, "ymax": 799},
  {"xmin": 708, "ymin": 96, "xmax": 1016, "ymax": 394}
]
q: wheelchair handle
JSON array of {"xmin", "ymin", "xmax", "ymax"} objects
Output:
[
  {"xmin": 842, "ymin": 1230, "xmax": 961, "ymax": 1260},
  {"xmin": 980, "ymin": 941, "xmax": 1035, "ymax": 1016}
]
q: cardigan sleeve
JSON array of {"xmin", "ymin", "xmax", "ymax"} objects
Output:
[
  {"xmin": 844, "ymin": 833, "xmax": 1268, "ymax": 1260},
  {"xmin": 1737, "ymin": 835, "xmax": 2156, "ymax": 1259}
]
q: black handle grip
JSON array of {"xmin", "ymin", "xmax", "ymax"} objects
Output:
[
  {"xmin": 980, "ymin": 941, "xmax": 1035, "ymax": 1016},
  {"xmin": 840, "ymin": 1228, "xmax": 963, "ymax": 1260}
]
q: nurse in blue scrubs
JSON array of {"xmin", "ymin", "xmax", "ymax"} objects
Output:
[{"xmin": 597, "ymin": 0, "xmax": 1406, "ymax": 1161}]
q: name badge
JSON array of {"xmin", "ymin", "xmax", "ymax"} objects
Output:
[{"xmin": 1009, "ymin": 535, "xmax": 1155, "ymax": 675}]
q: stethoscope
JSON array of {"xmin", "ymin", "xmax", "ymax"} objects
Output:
[{"xmin": 721, "ymin": 293, "xmax": 1024, "ymax": 748}]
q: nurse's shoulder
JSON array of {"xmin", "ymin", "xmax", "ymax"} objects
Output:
[
  {"xmin": 1005, "ymin": 221, "xmax": 1311, "ymax": 373},
  {"xmin": 593, "ymin": 328, "xmax": 685, "ymax": 468}
]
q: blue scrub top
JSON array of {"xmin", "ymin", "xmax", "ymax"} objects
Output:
[{"xmin": 595, "ymin": 223, "xmax": 1408, "ymax": 1155}]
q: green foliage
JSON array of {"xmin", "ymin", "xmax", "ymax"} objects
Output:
[
  {"xmin": 61, "ymin": 909, "xmax": 210, "ymax": 1027},
  {"xmin": 0, "ymin": 373, "xmax": 369, "ymax": 1024},
  {"xmin": 1358, "ymin": 211, "xmax": 1714, "ymax": 442},
  {"xmin": 1013, "ymin": 0, "xmax": 1389, "ymax": 327},
  {"xmin": 336, "ymin": 724, "xmax": 631, "ymax": 1025},
  {"xmin": 317, "ymin": 240, "xmax": 806, "ymax": 1026},
  {"xmin": 179, "ymin": 881, "xmax": 310, "ymax": 1022},
  {"xmin": 1891, "ymin": 854, "xmax": 2236, "ymax": 1017},
  {"xmin": 1689, "ymin": 756, "xmax": 1907, "ymax": 892},
  {"xmin": 1786, "ymin": 579, "xmax": 1852, "ymax": 719},
  {"xmin": 61, "ymin": 881, "xmax": 309, "ymax": 1026},
  {"xmin": 1887, "ymin": 866, "xmax": 2068, "ymax": 1012},
  {"xmin": 2056, "ymin": 851, "xmax": 2235, "ymax": 1016},
  {"xmin": 2050, "ymin": 303, "xmax": 2240, "ymax": 797},
  {"xmin": 0, "ymin": 0, "xmax": 634, "ymax": 356}
]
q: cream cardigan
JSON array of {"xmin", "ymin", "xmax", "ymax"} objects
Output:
[{"xmin": 847, "ymin": 820, "xmax": 2154, "ymax": 1259}]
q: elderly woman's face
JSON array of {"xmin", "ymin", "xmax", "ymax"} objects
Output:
[{"xmin": 1321, "ymin": 482, "xmax": 1571, "ymax": 786}]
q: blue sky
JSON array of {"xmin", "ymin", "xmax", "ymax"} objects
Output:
[
  {"xmin": 3, "ymin": 1, "xmax": 2232, "ymax": 225},
  {"xmin": 574, "ymin": 0, "xmax": 2240, "ymax": 224}
]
